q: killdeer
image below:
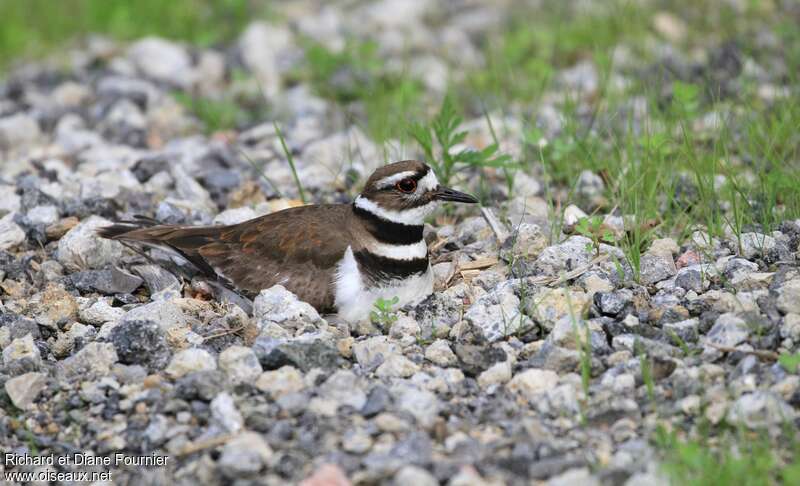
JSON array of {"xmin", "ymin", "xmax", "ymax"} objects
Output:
[{"xmin": 98, "ymin": 160, "xmax": 478, "ymax": 322}]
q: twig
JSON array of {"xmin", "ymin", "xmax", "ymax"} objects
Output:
[
  {"xmin": 202, "ymin": 325, "xmax": 246, "ymax": 342},
  {"xmin": 706, "ymin": 342, "xmax": 780, "ymax": 362},
  {"xmin": 177, "ymin": 433, "xmax": 235, "ymax": 457},
  {"xmin": 480, "ymin": 207, "xmax": 509, "ymax": 242}
]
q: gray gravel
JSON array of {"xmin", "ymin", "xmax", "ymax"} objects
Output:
[{"xmin": 1, "ymin": 1, "xmax": 799, "ymax": 485}]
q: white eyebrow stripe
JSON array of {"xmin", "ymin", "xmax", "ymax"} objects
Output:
[
  {"xmin": 369, "ymin": 239, "xmax": 428, "ymax": 260},
  {"xmin": 376, "ymin": 171, "xmax": 417, "ymax": 188},
  {"xmin": 417, "ymin": 170, "xmax": 439, "ymax": 191}
]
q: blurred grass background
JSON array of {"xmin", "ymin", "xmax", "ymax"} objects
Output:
[{"xmin": 0, "ymin": 0, "xmax": 257, "ymax": 68}]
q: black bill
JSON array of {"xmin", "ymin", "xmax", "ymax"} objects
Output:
[{"xmin": 434, "ymin": 186, "xmax": 479, "ymax": 203}]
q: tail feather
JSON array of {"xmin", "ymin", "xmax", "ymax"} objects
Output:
[{"xmin": 96, "ymin": 217, "xmax": 228, "ymax": 283}]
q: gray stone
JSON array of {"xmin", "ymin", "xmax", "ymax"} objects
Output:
[
  {"xmin": 57, "ymin": 216, "xmax": 124, "ymax": 271},
  {"xmin": 353, "ymin": 336, "xmax": 400, "ymax": 369},
  {"xmin": 0, "ymin": 112, "xmax": 41, "ymax": 150},
  {"xmin": 218, "ymin": 431, "xmax": 273, "ymax": 477},
  {"xmin": 375, "ymin": 353, "xmax": 419, "ymax": 378},
  {"xmin": 477, "ymin": 360, "xmax": 512, "ymax": 387},
  {"xmin": 166, "ymin": 348, "xmax": 217, "ymax": 378},
  {"xmin": 507, "ymin": 368, "xmax": 559, "ymax": 401},
  {"xmin": 391, "ymin": 383, "xmax": 441, "ymax": 428},
  {"xmin": 4, "ymin": 372, "xmax": 47, "ymax": 410},
  {"xmin": 639, "ymin": 252, "xmax": 677, "ymax": 285},
  {"xmin": 218, "ymin": 346, "xmax": 262, "ymax": 384},
  {"xmin": 110, "ymin": 319, "xmax": 172, "ymax": 372},
  {"xmin": 131, "ymin": 264, "xmax": 181, "ymax": 298},
  {"xmin": 776, "ymin": 279, "xmax": 800, "ymax": 314},
  {"xmin": 252, "ymin": 335, "xmax": 340, "ymax": 372},
  {"xmin": 69, "ymin": 267, "xmax": 143, "ymax": 294},
  {"xmin": 255, "ymin": 366, "xmax": 305, "ymax": 397},
  {"xmin": 464, "ymin": 281, "xmax": 533, "ymax": 342},
  {"xmin": 727, "ymin": 391, "xmax": 796, "ymax": 428},
  {"xmin": 737, "ymin": 232, "xmax": 776, "ymax": 260},
  {"xmin": 675, "ymin": 267, "xmax": 704, "ymax": 293},
  {"xmin": 211, "ymin": 391, "xmax": 244, "ymax": 433},
  {"xmin": 394, "ymin": 465, "xmax": 438, "ymax": 486},
  {"xmin": 3, "ymin": 334, "xmax": 42, "ymax": 372},
  {"xmin": 707, "ymin": 313, "xmax": 750, "ymax": 347},
  {"xmin": 59, "ymin": 342, "xmax": 118, "ymax": 379},
  {"xmin": 0, "ymin": 185, "xmax": 21, "ymax": 215},
  {"xmin": 527, "ymin": 288, "xmax": 592, "ymax": 332},
  {"xmin": 594, "ymin": 290, "xmax": 632, "ymax": 317},
  {"xmin": 310, "ymin": 370, "xmax": 367, "ymax": 416},
  {"xmin": 664, "ymin": 318, "xmax": 699, "ymax": 343},
  {"xmin": 79, "ymin": 299, "xmax": 125, "ymax": 325},
  {"xmin": 128, "ymin": 37, "xmax": 194, "ymax": 88},
  {"xmin": 121, "ymin": 299, "xmax": 187, "ymax": 333},
  {"xmin": 254, "ymin": 285, "xmax": 324, "ymax": 331},
  {"xmin": 0, "ymin": 214, "xmax": 25, "ymax": 250},
  {"xmin": 424, "ymin": 339, "xmax": 458, "ymax": 367},
  {"xmin": 26, "ymin": 205, "xmax": 59, "ymax": 226},
  {"xmin": 534, "ymin": 236, "xmax": 594, "ymax": 275}
]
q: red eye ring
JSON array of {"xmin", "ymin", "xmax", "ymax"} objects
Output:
[{"xmin": 396, "ymin": 178, "xmax": 417, "ymax": 193}]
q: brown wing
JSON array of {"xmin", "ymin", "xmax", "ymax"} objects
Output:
[{"xmin": 99, "ymin": 205, "xmax": 355, "ymax": 311}]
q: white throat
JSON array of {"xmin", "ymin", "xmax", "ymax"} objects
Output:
[{"xmin": 354, "ymin": 195, "xmax": 437, "ymax": 226}]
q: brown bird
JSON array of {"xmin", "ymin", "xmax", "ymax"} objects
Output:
[{"xmin": 98, "ymin": 160, "xmax": 478, "ymax": 321}]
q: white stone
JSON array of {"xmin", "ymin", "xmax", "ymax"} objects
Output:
[
  {"xmin": 477, "ymin": 360, "xmax": 512, "ymax": 387},
  {"xmin": 57, "ymin": 216, "xmax": 124, "ymax": 271},
  {"xmin": 0, "ymin": 214, "xmax": 25, "ymax": 250},
  {"xmin": 79, "ymin": 299, "xmax": 125, "ymax": 326},
  {"xmin": 3, "ymin": 334, "xmax": 41, "ymax": 368},
  {"xmin": 219, "ymin": 346, "xmax": 262, "ymax": 384},
  {"xmin": 376, "ymin": 353, "xmax": 419, "ymax": 378},
  {"xmin": 128, "ymin": 37, "xmax": 193, "ymax": 88},
  {"xmin": 507, "ymin": 369, "xmax": 559, "ymax": 401},
  {"xmin": 4, "ymin": 372, "xmax": 47, "ymax": 410},
  {"xmin": 256, "ymin": 366, "xmax": 305, "ymax": 397},
  {"xmin": 424, "ymin": 340, "xmax": 458, "ymax": 367},
  {"xmin": 211, "ymin": 392, "xmax": 243, "ymax": 433},
  {"xmin": 166, "ymin": 348, "xmax": 217, "ymax": 378}
]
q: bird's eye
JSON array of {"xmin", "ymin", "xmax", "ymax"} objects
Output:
[{"xmin": 396, "ymin": 178, "xmax": 417, "ymax": 193}]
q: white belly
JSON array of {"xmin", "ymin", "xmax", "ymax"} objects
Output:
[{"xmin": 334, "ymin": 246, "xmax": 434, "ymax": 322}]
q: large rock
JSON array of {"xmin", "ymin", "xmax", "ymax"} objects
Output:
[{"xmin": 57, "ymin": 216, "xmax": 124, "ymax": 271}]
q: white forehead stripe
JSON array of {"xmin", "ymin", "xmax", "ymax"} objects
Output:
[
  {"xmin": 417, "ymin": 170, "xmax": 439, "ymax": 191},
  {"xmin": 355, "ymin": 195, "xmax": 437, "ymax": 226},
  {"xmin": 376, "ymin": 171, "xmax": 417, "ymax": 189},
  {"xmin": 369, "ymin": 239, "xmax": 427, "ymax": 260}
]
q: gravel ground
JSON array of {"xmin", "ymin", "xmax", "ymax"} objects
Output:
[{"xmin": 1, "ymin": 1, "xmax": 799, "ymax": 485}]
